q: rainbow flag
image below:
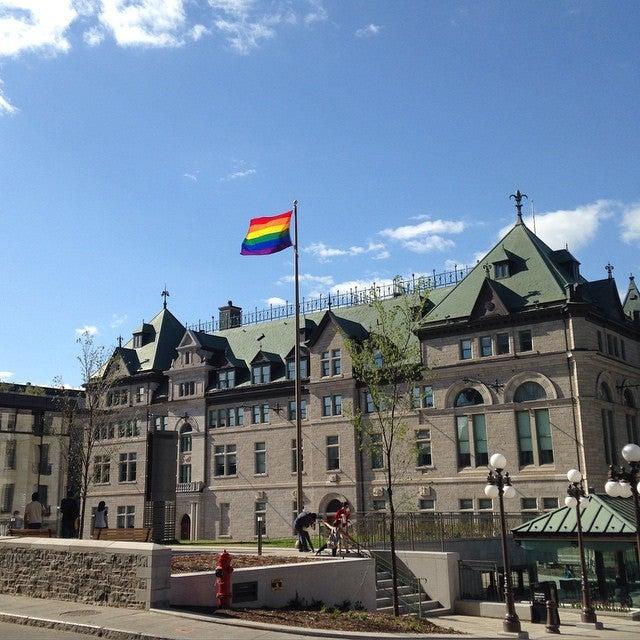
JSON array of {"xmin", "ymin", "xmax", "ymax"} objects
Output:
[{"xmin": 241, "ymin": 211, "xmax": 293, "ymax": 255}]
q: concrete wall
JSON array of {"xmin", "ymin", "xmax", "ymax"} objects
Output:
[
  {"xmin": 455, "ymin": 599, "xmax": 533, "ymax": 621},
  {"xmin": 0, "ymin": 537, "xmax": 171, "ymax": 609},
  {"xmin": 170, "ymin": 557, "xmax": 376, "ymax": 611}
]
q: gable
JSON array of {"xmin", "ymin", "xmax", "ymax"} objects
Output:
[{"xmin": 470, "ymin": 279, "xmax": 511, "ymax": 321}]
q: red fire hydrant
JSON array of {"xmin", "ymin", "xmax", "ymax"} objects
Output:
[{"xmin": 214, "ymin": 550, "xmax": 233, "ymax": 608}]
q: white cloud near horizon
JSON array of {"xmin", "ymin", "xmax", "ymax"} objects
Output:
[
  {"xmin": 266, "ymin": 296, "xmax": 287, "ymax": 306},
  {"xmin": 498, "ymin": 199, "xmax": 614, "ymax": 251},
  {"xmin": 620, "ymin": 204, "xmax": 640, "ymax": 243},
  {"xmin": 380, "ymin": 218, "xmax": 466, "ymax": 253},
  {"xmin": 222, "ymin": 168, "xmax": 256, "ymax": 181},
  {"xmin": 305, "ymin": 241, "xmax": 388, "ymax": 262},
  {"xmin": 0, "ymin": 371, "xmax": 14, "ymax": 382},
  {"xmin": 355, "ymin": 23, "xmax": 382, "ymax": 38},
  {"xmin": 75, "ymin": 325, "xmax": 99, "ymax": 337},
  {"xmin": 278, "ymin": 273, "xmax": 334, "ymax": 287}
]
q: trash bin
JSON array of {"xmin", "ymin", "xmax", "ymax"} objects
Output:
[{"xmin": 531, "ymin": 581, "xmax": 558, "ymax": 623}]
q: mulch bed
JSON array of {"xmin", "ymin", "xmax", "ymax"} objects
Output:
[
  {"xmin": 214, "ymin": 608, "xmax": 460, "ymax": 634},
  {"xmin": 171, "ymin": 553, "xmax": 315, "ymax": 573}
]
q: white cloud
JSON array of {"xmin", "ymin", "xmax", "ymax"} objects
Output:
[
  {"xmin": 75, "ymin": 325, "xmax": 99, "ymax": 337},
  {"xmin": 0, "ymin": 0, "xmax": 78, "ymax": 56},
  {"xmin": 402, "ymin": 236, "xmax": 455, "ymax": 253},
  {"xmin": 222, "ymin": 168, "xmax": 256, "ymax": 181},
  {"xmin": 620, "ymin": 204, "xmax": 640, "ymax": 243},
  {"xmin": 109, "ymin": 313, "xmax": 128, "ymax": 329},
  {"xmin": 97, "ymin": 0, "xmax": 187, "ymax": 48},
  {"xmin": 304, "ymin": 0, "xmax": 327, "ymax": 25},
  {"xmin": 83, "ymin": 25, "xmax": 105, "ymax": 46},
  {"xmin": 189, "ymin": 23, "xmax": 209, "ymax": 41},
  {"xmin": 0, "ymin": 371, "xmax": 14, "ymax": 381},
  {"xmin": 278, "ymin": 273, "xmax": 334, "ymax": 287},
  {"xmin": 380, "ymin": 218, "xmax": 466, "ymax": 241},
  {"xmin": 305, "ymin": 241, "xmax": 388, "ymax": 262},
  {"xmin": 183, "ymin": 172, "xmax": 198, "ymax": 181},
  {"xmin": 498, "ymin": 199, "xmax": 614, "ymax": 250},
  {"xmin": 0, "ymin": 79, "xmax": 17, "ymax": 114},
  {"xmin": 266, "ymin": 296, "xmax": 286, "ymax": 306},
  {"xmin": 328, "ymin": 277, "xmax": 393, "ymax": 294},
  {"xmin": 355, "ymin": 23, "xmax": 382, "ymax": 38}
]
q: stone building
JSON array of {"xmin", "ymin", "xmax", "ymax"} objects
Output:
[
  {"xmin": 85, "ymin": 210, "xmax": 640, "ymax": 541},
  {"xmin": 0, "ymin": 383, "xmax": 81, "ymax": 532}
]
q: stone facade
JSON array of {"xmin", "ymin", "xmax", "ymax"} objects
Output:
[
  {"xmin": 0, "ymin": 538, "xmax": 171, "ymax": 609},
  {"xmin": 83, "ymin": 216, "xmax": 640, "ymax": 543}
]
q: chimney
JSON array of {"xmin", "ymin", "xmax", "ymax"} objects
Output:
[{"xmin": 219, "ymin": 300, "xmax": 242, "ymax": 330}]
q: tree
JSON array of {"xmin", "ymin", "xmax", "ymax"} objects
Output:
[
  {"xmin": 57, "ymin": 332, "xmax": 123, "ymax": 537},
  {"xmin": 347, "ymin": 287, "xmax": 430, "ymax": 616}
]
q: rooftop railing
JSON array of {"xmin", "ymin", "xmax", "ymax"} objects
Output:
[{"xmin": 186, "ymin": 266, "xmax": 472, "ymax": 333}]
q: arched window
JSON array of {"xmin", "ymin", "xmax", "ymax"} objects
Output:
[
  {"xmin": 325, "ymin": 499, "xmax": 342, "ymax": 517},
  {"xmin": 180, "ymin": 423, "xmax": 193, "ymax": 453},
  {"xmin": 514, "ymin": 381, "xmax": 547, "ymax": 403},
  {"xmin": 454, "ymin": 388, "xmax": 484, "ymax": 407},
  {"xmin": 598, "ymin": 382, "xmax": 613, "ymax": 403},
  {"xmin": 623, "ymin": 389, "xmax": 635, "ymax": 408}
]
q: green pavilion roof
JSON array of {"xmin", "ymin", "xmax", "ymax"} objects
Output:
[{"xmin": 512, "ymin": 494, "xmax": 637, "ymax": 538}]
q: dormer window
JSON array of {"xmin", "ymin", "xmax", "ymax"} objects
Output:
[
  {"xmin": 133, "ymin": 335, "xmax": 143, "ymax": 348},
  {"xmin": 252, "ymin": 364, "xmax": 271, "ymax": 385},
  {"xmin": 184, "ymin": 352, "xmax": 192, "ymax": 365},
  {"xmin": 286, "ymin": 358, "xmax": 308, "ymax": 380},
  {"xmin": 218, "ymin": 368, "xmax": 235, "ymax": 390},
  {"xmin": 494, "ymin": 261, "xmax": 510, "ymax": 279}
]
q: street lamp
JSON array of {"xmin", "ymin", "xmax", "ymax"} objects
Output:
[
  {"xmin": 565, "ymin": 469, "xmax": 597, "ymax": 625},
  {"xmin": 604, "ymin": 443, "xmax": 640, "ymax": 566},
  {"xmin": 485, "ymin": 452, "xmax": 520, "ymax": 634}
]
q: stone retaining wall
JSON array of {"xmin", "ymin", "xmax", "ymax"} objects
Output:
[{"xmin": 0, "ymin": 538, "xmax": 171, "ymax": 609}]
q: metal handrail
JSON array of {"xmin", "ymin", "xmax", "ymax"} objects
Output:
[{"xmin": 372, "ymin": 550, "xmax": 428, "ymax": 617}]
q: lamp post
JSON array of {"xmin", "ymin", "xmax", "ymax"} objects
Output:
[
  {"xmin": 604, "ymin": 443, "xmax": 640, "ymax": 567},
  {"xmin": 565, "ymin": 468, "xmax": 597, "ymax": 625},
  {"xmin": 485, "ymin": 452, "xmax": 521, "ymax": 634}
]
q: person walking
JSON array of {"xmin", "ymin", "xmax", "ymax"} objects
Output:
[
  {"xmin": 24, "ymin": 492, "xmax": 43, "ymax": 530},
  {"xmin": 293, "ymin": 510, "xmax": 316, "ymax": 552},
  {"xmin": 94, "ymin": 501, "xmax": 108, "ymax": 532},
  {"xmin": 60, "ymin": 490, "xmax": 79, "ymax": 538}
]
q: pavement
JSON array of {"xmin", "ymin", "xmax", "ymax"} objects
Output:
[{"xmin": 0, "ymin": 593, "xmax": 638, "ymax": 640}]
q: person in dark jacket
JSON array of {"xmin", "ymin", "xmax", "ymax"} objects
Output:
[
  {"xmin": 293, "ymin": 511, "xmax": 317, "ymax": 552},
  {"xmin": 60, "ymin": 490, "xmax": 79, "ymax": 538}
]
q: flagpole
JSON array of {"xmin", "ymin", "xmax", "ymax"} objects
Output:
[{"xmin": 293, "ymin": 200, "xmax": 304, "ymax": 516}]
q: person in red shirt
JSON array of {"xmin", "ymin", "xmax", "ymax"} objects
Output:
[{"xmin": 333, "ymin": 501, "xmax": 351, "ymax": 553}]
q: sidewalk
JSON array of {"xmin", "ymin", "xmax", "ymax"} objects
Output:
[{"xmin": 0, "ymin": 593, "xmax": 637, "ymax": 640}]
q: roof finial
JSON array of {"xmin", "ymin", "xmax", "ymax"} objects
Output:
[
  {"xmin": 161, "ymin": 285, "xmax": 170, "ymax": 309},
  {"xmin": 605, "ymin": 262, "xmax": 614, "ymax": 280},
  {"xmin": 118, "ymin": 335, "xmax": 122, "ymax": 348},
  {"xmin": 483, "ymin": 263, "xmax": 491, "ymax": 279},
  {"xmin": 509, "ymin": 189, "xmax": 528, "ymax": 223},
  {"xmin": 630, "ymin": 273, "xmax": 635, "ymax": 282}
]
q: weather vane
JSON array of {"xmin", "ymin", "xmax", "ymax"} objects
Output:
[
  {"xmin": 509, "ymin": 189, "xmax": 528, "ymax": 221},
  {"xmin": 161, "ymin": 285, "xmax": 170, "ymax": 309}
]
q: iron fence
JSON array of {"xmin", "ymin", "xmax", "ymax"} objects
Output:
[
  {"xmin": 458, "ymin": 559, "xmax": 534, "ymax": 603},
  {"xmin": 186, "ymin": 267, "xmax": 472, "ymax": 332}
]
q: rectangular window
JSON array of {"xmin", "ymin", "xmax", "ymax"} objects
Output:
[
  {"xmin": 518, "ymin": 330, "xmax": 533, "ymax": 352},
  {"xmin": 251, "ymin": 404, "xmax": 269, "ymax": 424},
  {"xmin": 516, "ymin": 411, "xmax": 534, "ymax": 466},
  {"xmin": 326, "ymin": 435, "xmax": 340, "ymax": 470},
  {"xmin": 535, "ymin": 409, "xmax": 554, "ymax": 464},
  {"xmin": 459, "ymin": 339, "xmax": 472, "ymax": 360},
  {"xmin": 184, "ymin": 352, "xmax": 191, "ymax": 365},
  {"xmin": 411, "ymin": 386, "xmax": 434, "ymax": 409},
  {"xmin": 218, "ymin": 369, "xmax": 235, "ymax": 389},
  {"xmin": 597, "ymin": 330, "xmax": 603, "ymax": 352},
  {"xmin": 542, "ymin": 497, "xmax": 559, "ymax": 511},
  {"xmin": 254, "ymin": 501, "xmax": 267, "ymax": 536},
  {"xmin": 116, "ymin": 505, "xmax": 135, "ymax": 529},
  {"xmin": 321, "ymin": 351, "xmax": 330, "ymax": 377},
  {"xmin": 331, "ymin": 349, "xmax": 342, "ymax": 375},
  {"xmin": 497, "ymin": 333, "xmax": 510, "ymax": 355},
  {"xmin": 419, "ymin": 498, "xmax": 435, "ymax": 511},
  {"xmin": 370, "ymin": 433, "xmax": 384, "ymax": 469},
  {"xmin": 2, "ymin": 484, "xmax": 14, "ymax": 513},
  {"xmin": 136, "ymin": 386, "xmax": 145, "ymax": 402},
  {"xmin": 521, "ymin": 498, "xmax": 537, "ymax": 511},
  {"xmin": 291, "ymin": 438, "xmax": 304, "ymax": 473},
  {"xmin": 494, "ymin": 262, "xmax": 510, "ymax": 279},
  {"xmin": 287, "ymin": 358, "xmax": 308, "ymax": 380},
  {"xmin": 478, "ymin": 498, "xmax": 493, "ymax": 510},
  {"xmin": 416, "ymin": 429, "xmax": 432, "ymax": 467},
  {"xmin": 621, "ymin": 340, "xmax": 626, "ymax": 360},
  {"xmin": 456, "ymin": 416, "xmax": 471, "ymax": 467},
  {"xmin": 228, "ymin": 407, "xmax": 244, "ymax": 427},
  {"xmin": 480, "ymin": 336, "xmax": 493, "ymax": 357},
  {"xmin": 613, "ymin": 336, "xmax": 620, "ymax": 358},
  {"xmin": 178, "ymin": 382, "xmax": 195, "ymax": 397},
  {"xmin": 288, "ymin": 399, "xmax": 307, "ymax": 421},
  {"xmin": 372, "ymin": 499, "xmax": 386, "ymax": 511},
  {"xmin": 252, "ymin": 364, "xmax": 271, "ymax": 385},
  {"xmin": 214, "ymin": 444, "xmax": 237, "ymax": 476},
  {"xmin": 459, "ymin": 499, "xmax": 473, "ymax": 511},
  {"xmin": 322, "ymin": 395, "xmax": 342, "ymax": 417},
  {"xmin": 118, "ymin": 453, "xmax": 137, "ymax": 482},
  {"xmin": 473, "ymin": 414, "xmax": 488, "ymax": 466},
  {"xmin": 607, "ymin": 334, "xmax": 613, "ymax": 355},
  {"xmin": 154, "ymin": 416, "xmax": 168, "ymax": 431},
  {"xmin": 363, "ymin": 391, "xmax": 375, "ymax": 413},
  {"xmin": 602, "ymin": 409, "xmax": 617, "ymax": 466},
  {"xmin": 217, "ymin": 408, "xmax": 228, "ymax": 428},
  {"xmin": 626, "ymin": 414, "xmax": 639, "ymax": 445},
  {"xmin": 93, "ymin": 455, "xmax": 110, "ymax": 484},
  {"xmin": 4, "ymin": 440, "xmax": 16, "ymax": 470},
  {"xmin": 179, "ymin": 463, "xmax": 192, "ymax": 483},
  {"xmin": 254, "ymin": 442, "xmax": 266, "ymax": 474}
]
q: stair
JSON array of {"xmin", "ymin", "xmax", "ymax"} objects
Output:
[{"xmin": 375, "ymin": 569, "xmax": 444, "ymax": 616}]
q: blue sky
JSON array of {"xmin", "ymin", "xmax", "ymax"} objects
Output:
[{"xmin": 0, "ymin": 1, "xmax": 639, "ymax": 387}]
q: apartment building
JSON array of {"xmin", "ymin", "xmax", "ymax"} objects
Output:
[{"xmin": 85, "ymin": 211, "xmax": 640, "ymax": 541}]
